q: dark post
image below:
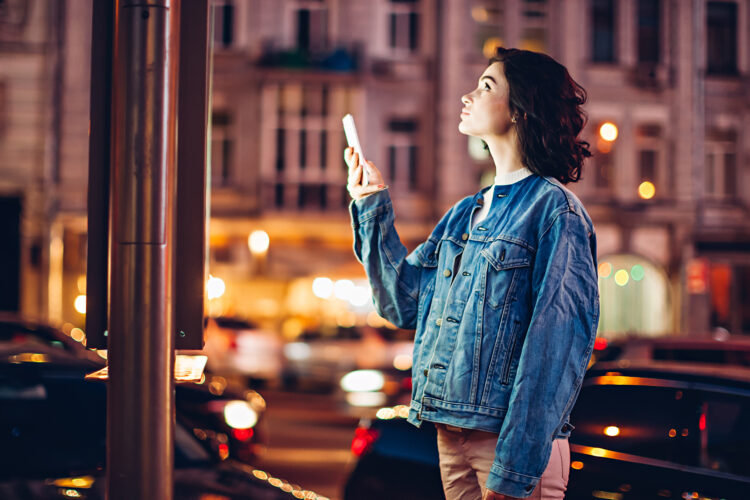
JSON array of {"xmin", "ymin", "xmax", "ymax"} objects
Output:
[
  {"xmin": 85, "ymin": 0, "xmax": 114, "ymax": 349},
  {"xmin": 175, "ymin": 0, "xmax": 211, "ymax": 350},
  {"xmin": 107, "ymin": 1, "xmax": 179, "ymax": 499}
]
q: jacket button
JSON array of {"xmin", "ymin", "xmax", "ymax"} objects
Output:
[
  {"xmin": 443, "ymin": 269, "xmax": 452, "ymax": 277},
  {"xmin": 436, "ymin": 318, "xmax": 443, "ymax": 326},
  {"xmin": 424, "ymin": 369, "xmax": 429, "ymax": 376},
  {"xmin": 461, "ymin": 233, "xmax": 468, "ymax": 241}
]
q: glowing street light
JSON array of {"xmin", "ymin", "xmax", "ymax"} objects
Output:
[
  {"xmin": 74, "ymin": 295, "xmax": 87, "ymax": 314},
  {"xmin": 248, "ymin": 230, "xmax": 270, "ymax": 255},
  {"xmin": 312, "ymin": 277, "xmax": 334, "ymax": 299},
  {"xmin": 638, "ymin": 181, "xmax": 655, "ymax": 199},
  {"xmin": 206, "ymin": 275, "xmax": 226, "ymax": 300},
  {"xmin": 599, "ymin": 122, "xmax": 618, "ymax": 142}
]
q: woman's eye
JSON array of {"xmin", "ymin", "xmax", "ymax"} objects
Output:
[{"xmin": 483, "ymin": 83, "xmax": 491, "ymax": 90}]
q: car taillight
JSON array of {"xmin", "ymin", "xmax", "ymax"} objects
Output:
[
  {"xmin": 400, "ymin": 377, "xmax": 412, "ymax": 391},
  {"xmin": 232, "ymin": 427, "xmax": 254, "ymax": 441},
  {"xmin": 351, "ymin": 427, "xmax": 379, "ymax": 457}
]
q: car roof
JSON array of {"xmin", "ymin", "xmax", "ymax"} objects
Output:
[
  {"xmin": 588, "ymin": 359, "xmax": 750, "ymax": 387},
  {"xmin": 608, "ymin": 335, "xmax": 750, "ymax": 350}
]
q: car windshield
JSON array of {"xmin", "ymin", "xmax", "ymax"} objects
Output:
[{"xmin": 0, "ymin": 324, "xmax": 70, "ymax": 352}]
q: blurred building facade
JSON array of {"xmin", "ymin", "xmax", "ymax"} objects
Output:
[{"xmin": 0, "ymin": 0, "xmax": 748, "ymax": 339}]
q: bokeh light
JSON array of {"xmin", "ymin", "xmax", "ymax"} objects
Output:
[
  {"xmin": 604, "ymin": 426, "xmax": 620, "ymax": 436},
  {"xmin": 206, "ymin": 275, "xmax": 226, "ymax": 300},
  {"xmin": 248, "ymin": 230, "xmax": 270, "ymax": 254},
  {"xmin": 638, "ymin": 181, "xmax": 655, "ymax": 199},
  {"xmin": 631, "ymin": 264, "xmax": 645, "ymax": 281},
  {"xmin": 599, "ymin": 122, "xmax": 618, "ymax": 142},
  {"xmin": 598, "ymin": 261, "xmax": 613, "ymax": 278},
  {"xmin": 312, "ymin": 277, "xmax": 333, "ymax": 299},
  {"xmin": 614, "ymin": 269, "xmax": 629, "ymax": 286},
  {"xmin": 333, "ymin": 279, "xmax": 355, "ymax": 300},
  {"xmin": 74, "ymin": 295, "xmax": 86, "ymax": 314}
]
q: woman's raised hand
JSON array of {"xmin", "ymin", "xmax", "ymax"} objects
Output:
[{"xmin": 345, "ymin": 147, "xmax": 387, "ymax": 201}]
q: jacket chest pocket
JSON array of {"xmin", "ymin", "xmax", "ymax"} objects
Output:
[{"xmin": 479, "ymin": 239, "xmax": 531, "ymax": 310}]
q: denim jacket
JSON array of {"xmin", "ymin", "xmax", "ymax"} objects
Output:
[{"xmin": 349, "ymin": 174, "xmax": 600, "ymax": 498}]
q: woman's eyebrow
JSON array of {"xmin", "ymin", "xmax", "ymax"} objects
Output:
[{"xmin": 479, "ymin": 75, "xmax": 497, "ymax": 84}]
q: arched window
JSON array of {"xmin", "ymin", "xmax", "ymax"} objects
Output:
[{"xmin": 597, "ymin": 254, "xmax": 672, "ymax": 338}]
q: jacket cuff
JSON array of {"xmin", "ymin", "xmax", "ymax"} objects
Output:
[
  {"xmin": 349, "ymin": 188, "xmax": 392, "ymax": 228},
  {"xmin": 485, "ymin": 463, "xmax": 540, "ymax": 498}
]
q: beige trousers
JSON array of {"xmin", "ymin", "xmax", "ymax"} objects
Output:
[{"xmin": 436, "ymin": 423, "xmax": 569, "ymax": 500}]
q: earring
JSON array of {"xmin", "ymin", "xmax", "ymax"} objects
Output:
[{"xmin": 511, "ymin": 116, "xmax": 517, "ymax": 123}]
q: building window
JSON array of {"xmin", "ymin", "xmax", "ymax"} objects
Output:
[
  {"xmin": 710, "ymin": 262, "xmax": 750, "ymax": 335},
  {"xmin": 705, "ymin": 129, "xmax": 737, "ymax": 199},
  {"xmin": 591, "ymin": 0, "xmax": 616, "ymax": 63},
  {"xmin": 471, "ymin": 1, "xmax": 505, "ymax": 59},
  {"xmin": 636, "ymin": 124, "xmax": 666, "ymax": 198},
  {"xmin": 706, "ymin": 1, "xmax": 737, "ymax": 75},
  {"xmin": 637, "ymin": 0, "xmax": 660, "ymax": 63},
  {"xmin": 385, "ymin": 118, "xmax": 419, "ymax": 194},
  {"xmin": 597, "ymin": 254, "xmax": 672, "ymax": 336},
  {"xmin": 211, "ymin": 111, "xmax": 233, "ymax": 187},
  {"xmin": 520, "ymin": 0, "xmax": 549, "ymax": 53},
  {"xmin": 296, "ymin": 2, "xmax": 328, "ymax": 52},
  {"xmin": 265, "ymin": 83, "xmax": 352, "ymax": 212},
  {"xmin": 212, "ymin": 1, "xmax": 234, "ymax": 48},
  {"xmin": 388, "ymin": 0, "xmax": 420, "ymax": 54}
]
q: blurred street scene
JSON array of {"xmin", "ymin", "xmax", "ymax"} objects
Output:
[{"xmin": 1, "ymin": 0, "xmax": 750, "ymax": 499}]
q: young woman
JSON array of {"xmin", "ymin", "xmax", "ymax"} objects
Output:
[{"xmin": 345, "ymin": 47, "xmax": 600, "ymax": 500}]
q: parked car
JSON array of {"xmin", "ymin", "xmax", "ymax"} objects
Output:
[
  {"xmin": 0, "ymin": 314, "xmax": 269, "ymax": 464},
  {"xmin": 590, "ymin": 334, "xmax": 750, "ymax": 368},
  {"xmin": 202, "ymin": 316, "xmax": 283, "ymax": 387},
  {"xmin": 0, "ymin": 350, "xmax": 325, "ymax": 499},
  {"xmin": 343, "ymin": 359, "xmax": 750, "ymax": 500},
  {"xmin": 282, "ymin": 325, "xmax": 413, "ymax": 412}
]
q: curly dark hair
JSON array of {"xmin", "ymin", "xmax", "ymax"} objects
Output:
[{"xmin": 487, "ymin": 47, "xmax": 591, "ymax": 184}]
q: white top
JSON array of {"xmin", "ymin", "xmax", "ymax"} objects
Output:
[{"xmin": 471, "ymin": 167, "xmax": 534, "ymax": 230}]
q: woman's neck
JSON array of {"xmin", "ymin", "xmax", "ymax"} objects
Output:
[{"xmin": 485, "ymin": 133, "xmax": 526, "ymax": 177}]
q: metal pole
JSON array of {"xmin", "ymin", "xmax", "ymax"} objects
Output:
[{"xmin": 107, "ymin": 1, "xmax": 179, "ymax": 499}]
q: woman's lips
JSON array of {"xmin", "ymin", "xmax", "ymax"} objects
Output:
[{"xmin": 461, "ymin": 109, "xmax": 470, "ymax": 116}]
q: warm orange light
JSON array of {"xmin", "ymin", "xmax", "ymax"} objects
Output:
[
  {"xmin": 668, "ymin": 428, "xmax": 677, "ymax": 438},
  {"xmin": 599, "ymin": 122, "xmax": 618, "ymax": 142},
  {"xmin": 604, "ymin": 426, "xmax": 620, "ymax": 436},
  {"xmin": 571, "ymin": 461, "xmax": 584, "ymax": 470},
  {"xmin": 598, "ymin": 262, "xmax": 613, "ymax": 278},
  {"xmin": 482, "ymin": 37, "xmax": 503, "ymax": 59},
  {"xmin": 638, "ymin": 181, "xmax": 656, "ymax": 199}
]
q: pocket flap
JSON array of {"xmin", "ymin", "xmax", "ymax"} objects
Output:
[{"xmin": 480, "ymin": 239, "xmax": 531, "ymax": 271}]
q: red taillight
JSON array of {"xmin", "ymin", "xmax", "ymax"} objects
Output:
[
  {"xmin": 699, "ymin": 413, "xmax": 706, "ymax": 431},
  {"xmin": 594, "ymin": 337, "xmax": 608, "ymax": 351},
  {"xmin": 232, "ymin": 427, "xmax": 254, "ymax": 441},
  {"xmin": 401, "ymin": 377, "xmax": 412, "ymax": 391},
  {"xmin": 351, "ymin": 427, "xmax": 379, "ymax": 457}
]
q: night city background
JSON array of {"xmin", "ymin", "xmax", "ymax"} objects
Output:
[{"xmin": 0, "ymin": 1, "xmax": 749, "ymax": 499}]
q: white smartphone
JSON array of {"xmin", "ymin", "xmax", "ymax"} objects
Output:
[{"xmin": 342, "ymin": 114, "xmax": 368, "ymax": 185}]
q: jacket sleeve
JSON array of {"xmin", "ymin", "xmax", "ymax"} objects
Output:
[
  {"xmin": 485, "ymin": 209, "xmax": 600, "ymax": 497},
  {"xmin": 350, "ymin": 188, "xmax": 450, "ymax": 329}
]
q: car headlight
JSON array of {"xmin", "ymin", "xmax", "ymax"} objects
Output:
[
  {"xmin": 340, "ymin": 369, "xmax": 385, "ymax": 392},
  {"xmin": 223, "ymin": 400, "xmax": 258, "ymax": 429}
]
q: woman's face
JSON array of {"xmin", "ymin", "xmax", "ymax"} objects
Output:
[{"xmin": 458, "ymin": 62, "xmax": 514, "ymax": 138}]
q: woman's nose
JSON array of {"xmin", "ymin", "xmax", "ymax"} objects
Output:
[{"xmin": 461, "ymin": 94, "xmax": 471, "ymax": 105}]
